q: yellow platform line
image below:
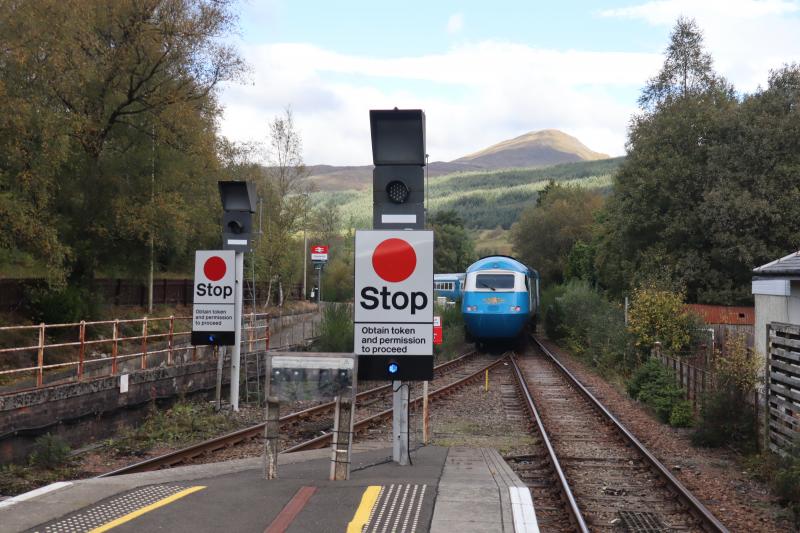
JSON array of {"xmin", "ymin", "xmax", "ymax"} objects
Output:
[
  {"xmin": 88, "ymin": 486, "xmax": 206, "ymax": 533},
  {"xmin": 346, "ymin": 485, "xmax": 382, "ymax": 533}
]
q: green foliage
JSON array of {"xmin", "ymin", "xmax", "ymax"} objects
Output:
[
  {"xmin": 109, "ymin": 401, "xmax": 234, "ymax": 456},
  {"xmin": 543, "ymin": 282, "xmax": 631, "ymax": 374},
  {"xmin": 511, "ymin": 184, "xmax": 605, "ymax": 284},
  {"xmin": 668, "ymin": 400, "xmax": 694, "ymax": 428},
  {"xmin": 434, "ymin": 303, "xmax": 466, "ymax": 361},
  {"xmin": 28, "ymin": 434, "xmax": 71, "ymax": 469},
  {"xmin": 429, "ymin": 210, "xmax": 476, "ymax": 273},
  {"xmin": 627, "ymin": 359, "xmax": 686, "ymax": 425},
  {"xmin": 597, "ymin": 19, "xmax": 800, "ymax": 304},
  {"xmin": 315, "ymin": 304, "xmax": 353, "ymax": 353},
  {"xmin": 627, "ymin": 283, "xmax": 699, "ymax": 354},
  {"xmin": 746, "ymin": 451, "xmax": 800, "ymax": 527},
  {"xmin": 25, "ymin": 286, "xmax": 96, "ymax": 324}
]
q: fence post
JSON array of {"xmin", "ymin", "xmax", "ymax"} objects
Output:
[
  {"xmin": 78, "ymin": 320, "xmax": 86, "ymax": 380},
  {"xmin": 141, "ymin": 317, "xmax": 148, "ymax": 370},
  {"xmin": 37, "ymin": 322, "xmax": 45, "ymax": 387},
  {"xmin": 168, "ymin": 315, "xmax": 174, "ymax": 365},
  {"xmin": 248, "ymin": 313, "xmax": 254, "ymax": 353},
  {"xmin": 112, "ymin": 319, "xmax": 119, "ymax": 375}
]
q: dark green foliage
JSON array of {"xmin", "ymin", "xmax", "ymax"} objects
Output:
[
  {"xmin": 315, "ymin": 304, "xmax": 353, "ymax": 353},
  {"xmin": 691, "ymin": 388, "xmax": 757, "ymax": 451},
  {"xmin": 627, "ymin": 359, "xmax": 686, "ymax": 424},
  {"xmin": 28, "ymin": 434, "xmax": 71, "ymax": 469},
  {"xmin": 668, "ymin": 400, "xmax": 694, "ymax": 428},
  {"xmin": 597, "ymin": 19, "xmax": 800, "ymax": 304},
  {"xmin": 543, "ymin": 282, "xmax": 631, "ymax": 374},
  {"xmin": 429, "ymin": 211, "xmax": 476, "ymax": 273},
  {"xmin": 746, "ymin": 450, "xmax": 800, "ymax": 528},
  {"xmin": 25, "ymin": 286, "xmax": 96, "ymax": 324}
]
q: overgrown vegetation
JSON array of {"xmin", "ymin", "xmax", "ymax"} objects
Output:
[
  {"xmin": 434, "ymin": 303, "xmax": 466, "ymax": 362},
  {"xmin": 627, "ymin": 359, "xmax": 691, "ymax": 426},
  {"xmin": 627, "ymin": 282, "xmax": 701, "ymax": 355},
  {"xmin": 314, "ymin": 304, "xmax": 353, "ymax": 353},
  {"xmin": 108, "ymin": 401, "xmax": 234, "ymax": 456},
  {"xmin": 746, "ymin": 450, "xmax": 800, "ymax": 528},
  {"xmin": 0, "ymin": 434, "xmax": 76, "ymax": 497}
]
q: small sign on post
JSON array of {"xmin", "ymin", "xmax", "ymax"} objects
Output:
[
  {"xmin": 433, "ymin": 316, "xmax": 442, "ymax": 345},
  {"xmin": 310, "ymin": 245, "xmax": 329, "ymax": 262}
]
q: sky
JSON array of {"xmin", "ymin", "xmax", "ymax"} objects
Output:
[{"xmin": 217, "ymin": 0, "xmax": 800, "ymax": 166}]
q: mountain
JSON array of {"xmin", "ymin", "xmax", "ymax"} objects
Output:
[
  {"xmin": 303, "ymin": 129, "xmax": 609, "ymax": 191},
  {"xmin": 453, "ymin": 129, "xmax": 608, "ymax": 169}
]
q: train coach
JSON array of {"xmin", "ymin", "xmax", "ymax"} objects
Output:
[
  {"xmin": 461, "ymin": 256, "xmax": 540, "ymax": 341},
  {"xmin": 434, "ymin": 273, "xmax": 465, "ymax": 302}
]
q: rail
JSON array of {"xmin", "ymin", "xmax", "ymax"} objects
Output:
[
  {"xmin": 99, "ymin": 350, "xmax": 491, "ymax": 476},
  {"xmin": 509, "ymin": 354, "xmax": 589, "ymax": 533},
  {"xmin": 531, "ymin": 336, "xmax": 729, "ymax": 533},
  {"xmin": 0, "ymin": 313, "xmax": 272, "ymax": 394}
]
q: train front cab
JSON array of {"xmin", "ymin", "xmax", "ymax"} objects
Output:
[{"xmin": 462, "ymin": 269, "xmax": 532, "ymax": 339}]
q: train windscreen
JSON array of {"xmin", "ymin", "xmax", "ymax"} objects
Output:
[{"xmin": 475, "ymin": 274, "xmax": 515, "ymax": 290}]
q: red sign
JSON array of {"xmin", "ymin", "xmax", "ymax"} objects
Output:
[
  {"xmin": 433, "ymin": 316, "xmax": 442, "ymax": 345},
  {"xmin": 311, "ymin": 245, "xmax": 329, "ymax": 261}
]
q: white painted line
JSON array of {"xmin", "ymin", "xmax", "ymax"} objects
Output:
[
  {"xmin": 0, "ymin": 481, "xmax": 73, "ymax": 510},
  {"xmin": 509, "ymin": 486, "xmax": 540, "ymax": 533},
  {"xmin": 227, "ymin": 239, "xmax": 248, "ymax": 245},
  {"xmin": 381, "ymin": 214, "xmax": 417, "ymax": 223}
]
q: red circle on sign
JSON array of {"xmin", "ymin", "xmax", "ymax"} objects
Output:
[
  {"xmin": 204, "ymin": 256, "xmax": 227, "ymax": 281},
  {"xmin": 372, "ymin": 239, "xmax": 416, "ymax": 282}
]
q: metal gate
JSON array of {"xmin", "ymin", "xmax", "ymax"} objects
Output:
[{"xmin": 767, "ymin": 322, "xmax": 800, "ymax": 453}]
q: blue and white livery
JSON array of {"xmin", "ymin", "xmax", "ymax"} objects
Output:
[
  {"xmin": 434, "ymin": 273, "xmax": 465, "ymax": 302},
  {"xmin": 461, "ymin": 256, "xmax": 540, "ymax": 340}
]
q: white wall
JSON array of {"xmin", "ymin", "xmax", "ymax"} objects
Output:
[{"xmin": 753, "ymin": 293, "xmax": 790, "ymax": 359}]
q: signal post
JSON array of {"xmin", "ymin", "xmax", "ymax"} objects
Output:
[{"xmin": 357, "ymin": 109, "xmax": 433, "ymax": 465}]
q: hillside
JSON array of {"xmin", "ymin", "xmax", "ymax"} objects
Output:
[
  {"xmin": 455, "ymin": 129, "xmax": 608, "ymax": 169},
  {"xmin": 312, "ymin": 157, "xmax": 625, "ymax": 230},
  {"xmin": 304, "ymin": 128, "xmax": 609, "ymax": 191}
]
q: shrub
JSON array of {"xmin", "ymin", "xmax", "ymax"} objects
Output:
[
  {"xmin": 692, "ymin": 332, "xmax": 759, "ymax": 451},
  {"xmin": 669, "ymin": 400, "xmax": 694, "ymax": 427},
  {"xmin": 434, "ymin": 302, "xmax": 465, "ymax": 361},
  {"xmin": 541, "ymin": 284, "xmax": 567, "ymax": 340},
  {"xmin": 745, "ymin": 450, "xmax": 800, "ymax": 528},
  {"xmin": 627, "ymin": 283, "xmax": 698, "ymax": 354},
  {"xmin": 315, "ymin": 303, "xmax": 353, "ymax": 352},
  {"xmin": 627, "ymin": 359, "xmax": 685, "ymax": 424},
  {"xmin": 28, "ymin": 434, "xmax": 71, "ymax": 469},
  {"xmin": 25, "ymin": 286, "xmax": 95, "ymax": 324}
]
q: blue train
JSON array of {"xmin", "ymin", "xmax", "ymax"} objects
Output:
[
  {"xmin": 434, "ymin": 273, "xmax": 465, "ymax": 302},
  {"xmin": 461, "ymin": 256, "xmax": 540, "ymax": 341}
]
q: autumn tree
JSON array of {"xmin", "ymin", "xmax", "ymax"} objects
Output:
[
  {"xmin": 511, "ymin": 184, "xmax": 604, "ymax": 284},
  {"xmin": 0, "ymin": 0, "xmax": 244, "ymax": 289},
  {"xmin": 429, "ymin": 210, "xmax": 476, "ymax": 273}
]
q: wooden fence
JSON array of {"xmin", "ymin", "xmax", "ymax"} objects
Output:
[
  {"xmin": 767, "ymin": 322, "xmax": 800, "ymax": 453},
  {"xmin": 653, "ymin": 342, "xmax": 712, "ymax": 412}
]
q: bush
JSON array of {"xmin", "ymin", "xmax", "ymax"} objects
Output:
[
  {"xmin": 627, "ymin": 359, "xmax": 686, "ymax": 424},
  {"xmin": 28, "ymin": 434, "xmax": 71, "ymax": 469},
  {"xmin": 541, "ymin": 285, "xmax": 567, "ymax": 340},
  {"xmin": 669, "ymin": 400, "xmax": 694, "ymax": 427},
  {"xmin": 627, "ymin": 283, "xmax": 698, "ymax": 354},
  {"xmin": 434, "ymin": 302, "xmax": 465, "ymax": 361},
  {"xmin": 315, "ymin": 303, "xmax": 353, "ymax": 352},
  {"xmin": 25, "ymin": 286, "xmax": 95, "ymax": 324},
  {"xmin": 745, "ymin": 450, "xmax": 800, "ymax": 528}
]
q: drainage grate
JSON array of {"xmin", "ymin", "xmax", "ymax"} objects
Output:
[{"xmin": 617, "ymin": 510, "xmax": 670, "ymax": 533}]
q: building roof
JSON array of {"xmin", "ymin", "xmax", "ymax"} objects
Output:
[
  {"xmin": 753, "ymin": 250, "xmax": 800, "ymax": 277},
  {"xmin": 686, "ymin": 304, "xmax": 754, "ymax": 325}
]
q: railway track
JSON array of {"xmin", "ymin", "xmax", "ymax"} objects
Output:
[
  {"xmin": 507, "ymin": 336, "xmax": 728, "ymax": 533},
  {"xmin": 99, "ymin": 350, "xmax": 500, "ymax": 477}
]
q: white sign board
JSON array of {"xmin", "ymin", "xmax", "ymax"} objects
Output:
[
  {"xmin": 354, "ymin": 230, "xmax": 433, "ymax": 356},
  {"xmin": 192, "ymin": 250, "xmax": 236, "ymax": 335},
  {"xmin": 310, "ymin": 245, "xmax": 329, "ymax": 262}
]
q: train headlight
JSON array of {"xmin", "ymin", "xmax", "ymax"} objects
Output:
[
  {"xmin": 466, "ymin": 305, "xmax": 477, "ymax": 312},
  {"xmin": 509, "ymin": 306, "xmax": 521, "ymax": 312}
]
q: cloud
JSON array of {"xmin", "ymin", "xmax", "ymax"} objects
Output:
[
  {"xmin": 446, "ymin": 13, "xmax": 464, "ymax": 34},
  {"xmin": 218, "ymin": 41, "xmax": 659, "ymax": 165},
  {"xmin": 602, "ymin": 1, "xmax": 800, "ymax": 91}
]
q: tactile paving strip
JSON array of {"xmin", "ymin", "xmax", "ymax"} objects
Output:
[
  {"xmin": 364, "ymin": 483, "xmax": 427, "ymax": 533},
  {"xmin": 35, "ymin": 484, "xmax": 190, "ymax": 533}
]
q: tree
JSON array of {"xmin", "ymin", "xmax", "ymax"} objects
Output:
[
  {"xmin": 257, "ymin": 108, "xmax": 312, "ymax": 306},
  {"xmin": 429, "ymin": 210, "xmax": 476, "ymax": 273},
  {"xmin": 0, "ymin": 0, "xmax": 244, "ymax": 288},
  {"xmin": 511, "ymin": 184, "xmax": 604, "ymax": 284}
]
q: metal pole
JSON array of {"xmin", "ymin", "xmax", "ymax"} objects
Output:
[
  {"xmin": 317, "ymin": 266, "xmax": 322, "ymax": 304},
  {"xmin": 422, "ymin": 380, "xmax": 429, "ymax": 444},
  {"xmin": 230, "ymin": 251, "xmax": 244, "ymax": 411},
  {"xmin": 392, "ymin": 381, "xmax": 409, "ymax": 465},
  {"xmin": 302, "ymin": 229, "xmax": 307, "ymax": 300},
  {"xmin": 148, "ymin": 124, "xmax": 155, "ymax": 314},
  {"xmin": 215, "ymin": 346, "xmax": 223, "ymax": 411}
]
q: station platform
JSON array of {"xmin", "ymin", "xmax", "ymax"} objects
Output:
[{"xmin": 1, "ymin": 445, "xmax": 538, "ymax": 533}]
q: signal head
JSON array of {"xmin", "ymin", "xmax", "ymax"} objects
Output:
[{"xmin": 386, "ymin": 180, "xmax": 410, "ymax": 204}]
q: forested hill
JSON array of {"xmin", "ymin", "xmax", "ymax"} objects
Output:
[
  {"xmin": 312, "ymin": 156, "xmax": 624, "ymax": 230},
  {"xmin": 303, "ymin": 129, "xmax": 610, "ymax": 192}
]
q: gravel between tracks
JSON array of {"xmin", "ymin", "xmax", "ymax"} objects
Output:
[{"xmin": 538, "ymin": 338, "xmax": 791, "ymax": 532}]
